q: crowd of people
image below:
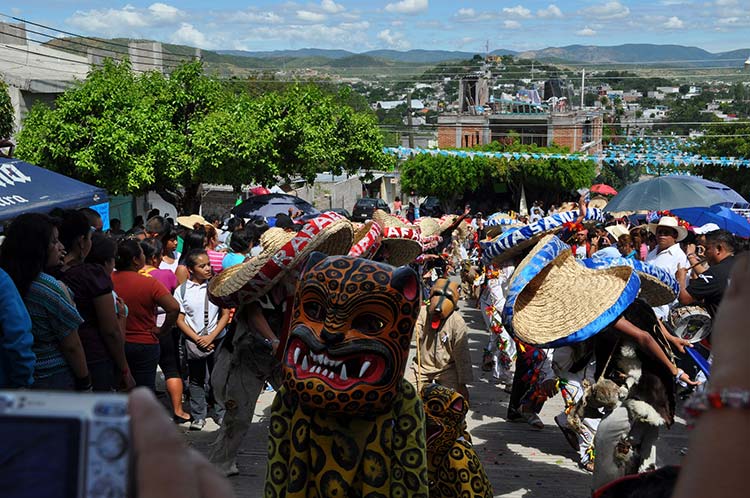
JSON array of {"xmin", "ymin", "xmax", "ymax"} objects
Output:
[{"xmin": 0, "ymin": 194, "xmax": 747, "ymax": 498}]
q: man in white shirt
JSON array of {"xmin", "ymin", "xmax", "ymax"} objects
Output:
[{"xmin": 645, "ymin": 216, "xmax": 689, "ymax": 320}]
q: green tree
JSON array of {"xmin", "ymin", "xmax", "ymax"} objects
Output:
[
  {"xmin": 693, "ymin": 123, "xmax": 750, "ymax": 200},
  {"xmin": 16, "ymin": 60, "xmax": 392, "ymax": 213},
  {"xmin": 0, "ymin": 80, "xmax": 13, "ymax": 140}
]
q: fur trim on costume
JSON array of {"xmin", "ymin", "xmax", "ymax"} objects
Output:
[
  {"xmin": 623, "ymin": 399, "xmax": 666, "ymax": 426},
  {"xmin": 616, "ymin": 341, "xmax": 642, "ymax": 396}
]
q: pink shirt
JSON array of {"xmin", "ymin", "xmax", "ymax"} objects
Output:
[{"xmin": 207, "ymin": 249, "xmax": 225, "ymax": 275}]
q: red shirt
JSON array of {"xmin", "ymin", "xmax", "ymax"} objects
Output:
[{"xmin": 112, "ymin": 270, "xmax": 170, "ymax": 344}]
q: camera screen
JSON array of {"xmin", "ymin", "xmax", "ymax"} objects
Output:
[{"xmin": 0, "ymin": 416, "xmax": 81, "ymax": 498}]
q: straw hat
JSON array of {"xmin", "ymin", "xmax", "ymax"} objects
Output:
[
  {"xmin": 503, "ymin": 234, "xmax": 640, "ymax": 348},
  {"xmin": 581, "ymin": 256, "xmax": 678, "ymax": 307},
  {"xmin": 605, "ymin": 224, "xmax": 630, "ymax": 240},
  {"xmin": 348, "ymin": 220, "xmax": 382, "ymax": 259},
  {"xmin": 439, "ymin": 215, "xmax": 469, "ymax": 242},
  {"xmin": 647, "ymin": 216, "xmax": 688, "ymax": 242},
  {"xmin": 209, "ymin": 212, "xmax": 354, "ymax": 308},
  {"xmin": 415, "ymin": 217, "xmax": 442, "ymax": 238},
  {"xmin": 176, "ymin": 214, "xmax": 207, "ymax": 229},
  {"xmin": 589, "ymin": 195, "xmax": 608, "ymax": 210},
  {"xmin": 481, "ymin": 208, "xmax": 605, "ymax": 265},
  {"xmin": 485, "ymin": 212, "xmax": 522, "ymax": 238},
  {"xmin": 373, "ymin": 209, "xmax": 422, "ymax": 266}
]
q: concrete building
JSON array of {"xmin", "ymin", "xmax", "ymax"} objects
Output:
[
  {"xmin": 0, "ymin": 22, "xmax": 91, "ymax": 134},
  {"xmin": 292, "ymin": 171, "xmax": 401, "ymax": 213}
]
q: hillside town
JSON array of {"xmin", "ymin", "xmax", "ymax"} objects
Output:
[{"xmin": 1, "ymin": 3, "xmax": 749, "ymax": 498}]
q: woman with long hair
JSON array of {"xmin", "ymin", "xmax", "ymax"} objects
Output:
[
  {"xmin": 140, "ymin": 239, "xmax": 191, "ymax": 422},
  {"xmin": 0, "ymin": 213, "xmax": 89, "ymax": 390},
  {"xmin": 112, "ymin": 239, "xmax": 180, "ymax": 391},
  {"xmin": 176, "ymin": 227, "xmax": 207, "ymax": 284},
  {"xmin": 159, "ymin": 229, "xmax": 180, "ymax": 273},
  {"xmin": 56, "ymin": 211, "xmax": 135, "ymax": 392}
]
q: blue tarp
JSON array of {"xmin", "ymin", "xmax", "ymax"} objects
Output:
[{"xmin": 0, "ymin": 158, "xmax": 108, "ymax": 222}]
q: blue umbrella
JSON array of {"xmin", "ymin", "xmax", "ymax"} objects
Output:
[{"xmin": 671, "ymin": 204, "xmax": 750, "ymax": 238}]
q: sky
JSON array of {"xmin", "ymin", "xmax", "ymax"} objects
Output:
[{"xmin": 4, "ymin": 1, "xmax": 749, "ymax": 54}]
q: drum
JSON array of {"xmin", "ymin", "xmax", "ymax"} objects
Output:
[{"xmin": 669, "ymin": 305, "xmax": 712, "ymax": 343}]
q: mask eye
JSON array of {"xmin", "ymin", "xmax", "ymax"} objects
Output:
[
  {"xmin": 303, "ymin": 301, "xmax": 325, "ymax": 321},
  {"xmin": 351, "ymin": 313, "xmax": 386, "ymax": 334}
]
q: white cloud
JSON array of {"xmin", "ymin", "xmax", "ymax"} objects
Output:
[
  {"xmin": 320, "ymin": 0, "xmax": 345, "ymax": 14},
  {"xmin": 67, "ymin": 4, "xmax": 187, "ymax": 34},
  {"xmin": 235, "ymin": 22, "xmax": 368, "ymax": 50},
  {"xmin": 502, "ymin": 6, "xmax": 532, "ymax": 18},
  {"xmin": 537, "ymin": 5, "xmax": 563, "ymax": 19},
  {"xmin": 148, "ymin": 3, "xmax": 183, "ymax": 22},
  {"xmin": 576, "ymin": 26, "xmax": 597, "ymax": 36},
  {"xmin": 296, "ymin": 10, "xmax": 326, "ymax": 22},
  {"xmin": 664, "ymin": 16, "xmax": 684, "ymax": 28},
  {"xmin": 385, "ymin": 0, "xmax": 429, "ymax": 15},
  {"xmin": 503, "ymin": 20, "xmax": 522, "ymax": 29},
  {"xmin": 377, "ymin": 29, "xmax": 410, "ymax": 49},
  {"xmin": 456, "ymin": 8, "xmax": 476, "ymax": 18},
  {"xmin": 170, "ymin": 22, "xmax": 213, "ymax": 49},
  {"xmin": 231, "ymin": 11, "xmax": 283, "ymax": 24},
  {"xmin": 584, "ymin": 1, "xmax": 630, "ymax": 19},
  {"xmin": 715, "ymin": 0, "xmax": 738, "ymax": 5}
]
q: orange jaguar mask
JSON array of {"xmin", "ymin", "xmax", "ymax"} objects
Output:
[
  {"xmin": 427, "ymin": 278, "xmax": 460, "ymax": 330},
  {"xmin": 283, "ymin": 253, "xmax": 420, "ymax": 415}
]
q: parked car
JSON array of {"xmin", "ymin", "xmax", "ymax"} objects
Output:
[
  {"xmin": 352, "ymin": 198, "xmax": 390, "ymax": 222},
  {"xmin": 419, "ymin": 196, "xmax": 445, "ymax": 217}
]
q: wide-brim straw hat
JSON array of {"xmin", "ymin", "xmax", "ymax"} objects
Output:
[
  {"xmin": 481, "ymin": 208, "xmax": 605, "ymax": 265},
  {"xmin": 373, "ymin": 209, "xmax": 423, "ymax": 266},
  {"xmin": 415, "ymin": 217, "xmax": 442, "ymax": 238},
  {"xmin": 176, "ymin": 214, "xmax": 207, "ymax": 229},
  {"xmin": 438, "ymin": 215, "xmax": 469, "ymax": 241},
  {"xmin": 581, "ymin": 256, "xmax": 678, "ymax": 307},
  {"xmin": 348, "ymin": 220, "xmax": 382, "ymax": 259},
  {"xmin": 209, "ymin": 212, "xmax": 354, "ymax": 307},
  {"xmin": 589, "ymin": 195, "xmax": 609, "ymax": 210},
  {"xmin": 647, "ymin": 216, "xmax": 688, "ymax": 242},
  {"xmin": 605, "ymin": 224, "xmax": 630, "ymax": 240},
  {"xmin": 503, "ymin": 234, "xmax": 640, "ymax": 348}
]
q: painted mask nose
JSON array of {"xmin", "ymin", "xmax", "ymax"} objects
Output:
[{"xmin": 320, "ymin": 329, "xmax": 345, "ymax": 345}]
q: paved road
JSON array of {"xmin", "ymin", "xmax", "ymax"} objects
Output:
[{"xmin": 180, "ymin": 301, "xmax": 690, "ymax": 498}]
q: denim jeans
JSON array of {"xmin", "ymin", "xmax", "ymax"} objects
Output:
[
  {"xmin": 187, "ymin": 350, "xmax": 224, "ymax": 421},
  {"xmin": 88, "ymin": 358, "xmax": 118, "ymax": 392},
  {"xmin": 125, "ymin": 342, "xmax": 160, "ymax": 391},
  {"xmin": 32, "ymin": 370, "xmax": 75, "ymax": 391}
]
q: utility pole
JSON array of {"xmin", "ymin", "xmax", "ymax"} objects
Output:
[
  {"xmin": 407, "ymin": 92, "xmax": 414, "ymax": 148},
  {"xmin": 581, "ymin": 68, "xmax": 585, "ymax": 109}
]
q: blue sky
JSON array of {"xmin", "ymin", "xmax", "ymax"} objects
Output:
[{"xmin": 4, "ymin": 1, "xmax": 749, "ymax": 53}]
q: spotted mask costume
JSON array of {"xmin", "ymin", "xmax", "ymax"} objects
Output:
[
  {"xmin": 421, "ymin": 384, "xmax": 493, "ymax": 498},
  {"xmin": 265, "ymin": 253, "xmax": 429, "ymax": 498}
]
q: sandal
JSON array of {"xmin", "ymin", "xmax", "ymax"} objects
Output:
[{"xmin": 578, "ymin": 460, "xmax": 595, "ymax": 473}]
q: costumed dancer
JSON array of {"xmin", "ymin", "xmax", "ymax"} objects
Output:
[
  {"xmin": 265, "ymin": 253, "xmax": 429, "ymax": 497},
  {"xmin": 421, "ymin": 383, "xmax": 493, "ymax": 498},
  {"xmin": 206, "ymin": 213, "xmax": 354, "ymax": 476},
  {"xmin": 412, "ymin": 278, "xmax": 473, "ymax": 403}
]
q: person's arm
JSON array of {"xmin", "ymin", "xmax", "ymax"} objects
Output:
[
  {"xmin": 58, "ymin": 331, "xmax": 90, "ymax": 387},
  {"xmin": 452, "ymin": 316, "xmax": 474, "ymax": 402},
  {"xmin": 175, "ymin": 265, "xmax": 189, "ymax": 285},
  {"xmin": 613, "ymin": 317, "xmax": 698, "ymax": 385},
  {"xmin": 0, "ymin": 276, "xmax": 35, "ymax": 387},
  {"xmin": 93, "ymin": 294, "xmax": 135, "ymax": 390},
  {"xmin": 675, "ymin": 267, "xmax": 697, "ymax": 305},
  {"xmin": 155, "ymin": 293, "xmax": 179, "ymax": 336},
  {"xmin": 246, "ymin": 302, "xmax": 280, "ymax": 354},
  {"xmin": 673, "ymin": 253, "xmax": 750, "ymax": 498}
]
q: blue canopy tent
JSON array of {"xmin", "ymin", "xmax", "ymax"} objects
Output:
[{"xmin": 0, "ymin": 158, "xmax": 108, "ymax": 223}]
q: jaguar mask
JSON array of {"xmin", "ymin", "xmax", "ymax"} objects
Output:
[
  {"xmin": 283, "ymin": 252, "xmax": 421, "ymax": 415},
  {"xmin": 427, "ymin": 278, "xmax": 460, "ymax": 331},
  {"xmin": 421, "ymin": 383, "xmax": 493, "ymax": 498}
]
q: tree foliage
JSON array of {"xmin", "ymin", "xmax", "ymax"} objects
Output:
[
  {"xmin": 15, "ymin": 59, "xmax": 392, "ymax": 213},
  {"xmin": 0, "ymin": 80, "xmax": 13, "ymax": 140},
  {"xmin": 400, "ymin": 140, "xmax": 596, "ymax": 203},
  {"xmin": 693, "ymin": 123, "xmax": 750, "ymax": 200}
]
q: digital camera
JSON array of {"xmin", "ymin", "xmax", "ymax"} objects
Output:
[{"xmin": 0, "ymin": 390, "xmax": 131, "ymax": 498}]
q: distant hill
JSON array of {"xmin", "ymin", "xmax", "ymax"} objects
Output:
[
  {"xmin": 216, "ymin": 48, "xmax": 504, "ymax": 64},
  {"xmin": 217, "ymin": 48, "xmax": 354, "ymax": 60},
  {"xmin": 516, "ymin": 44, "xmax": 749, "ymax": 67}
]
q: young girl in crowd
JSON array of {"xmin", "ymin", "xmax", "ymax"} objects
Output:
[
  {"xmin": 0, "ymin": 213, "xmax": 89, "ymax": 390},
  {"xmin": 159, "ymin": 230, "xmax": 180, "ymax": 273},
  {"xmin": 176, "ymin": 228, "xmax": 207, "ymax": 284},
  {"xmin": 221, "ymin": 231, "xmax": 255, "ymax": 270},
  {"xmin": 112, "ymin": 240, "xmax": 180, "ymax": 391},
  {"xmin": 140, "ymin": 239, "xmax": 191, "ymax": 423},
  {"xmin": 174, "ymin": 249, "xmax": 230, "ymax": 430}
]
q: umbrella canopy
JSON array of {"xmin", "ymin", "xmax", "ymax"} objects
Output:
[
  {"xmin": 671, "ymin": 205, "xmax": 750, "ymax": 239},
  {"xmin": 231, "ymin": 193, "xmax": 319, "ymax": 219},
  {"xmin": 0, "ymin": 157, "xmax": 108, "ymax": 223},
  {"xmin": 591, "ymin": 183, "xmax": 618, "ymax": 196},
  {"xmin": 604, "ymin": 176, "xmax": 739, "ymax": 213}
]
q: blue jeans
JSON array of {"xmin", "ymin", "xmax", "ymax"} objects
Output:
[
  {"xmin": 187, "ymin": 343, "xmax": 224, "ymax": 421},
  {"xmin": 32, "ymin": 370, "xmax": 75, "ymax": 391},
  {"xmin": 88, "ymin": 358, "xmax": 118, "ymax": 392},
  {"xmin": 125, "ymin": 342, "xmax": 160, "ymax": 391}
]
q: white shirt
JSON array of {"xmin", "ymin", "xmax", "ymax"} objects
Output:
[
  {"xmin": 174, "ymin": 280, "xmax": 224, "ymax": 337},
  {"xmin": 646, "ymin": 243, "xmax": 689, "ymax": 319}
]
